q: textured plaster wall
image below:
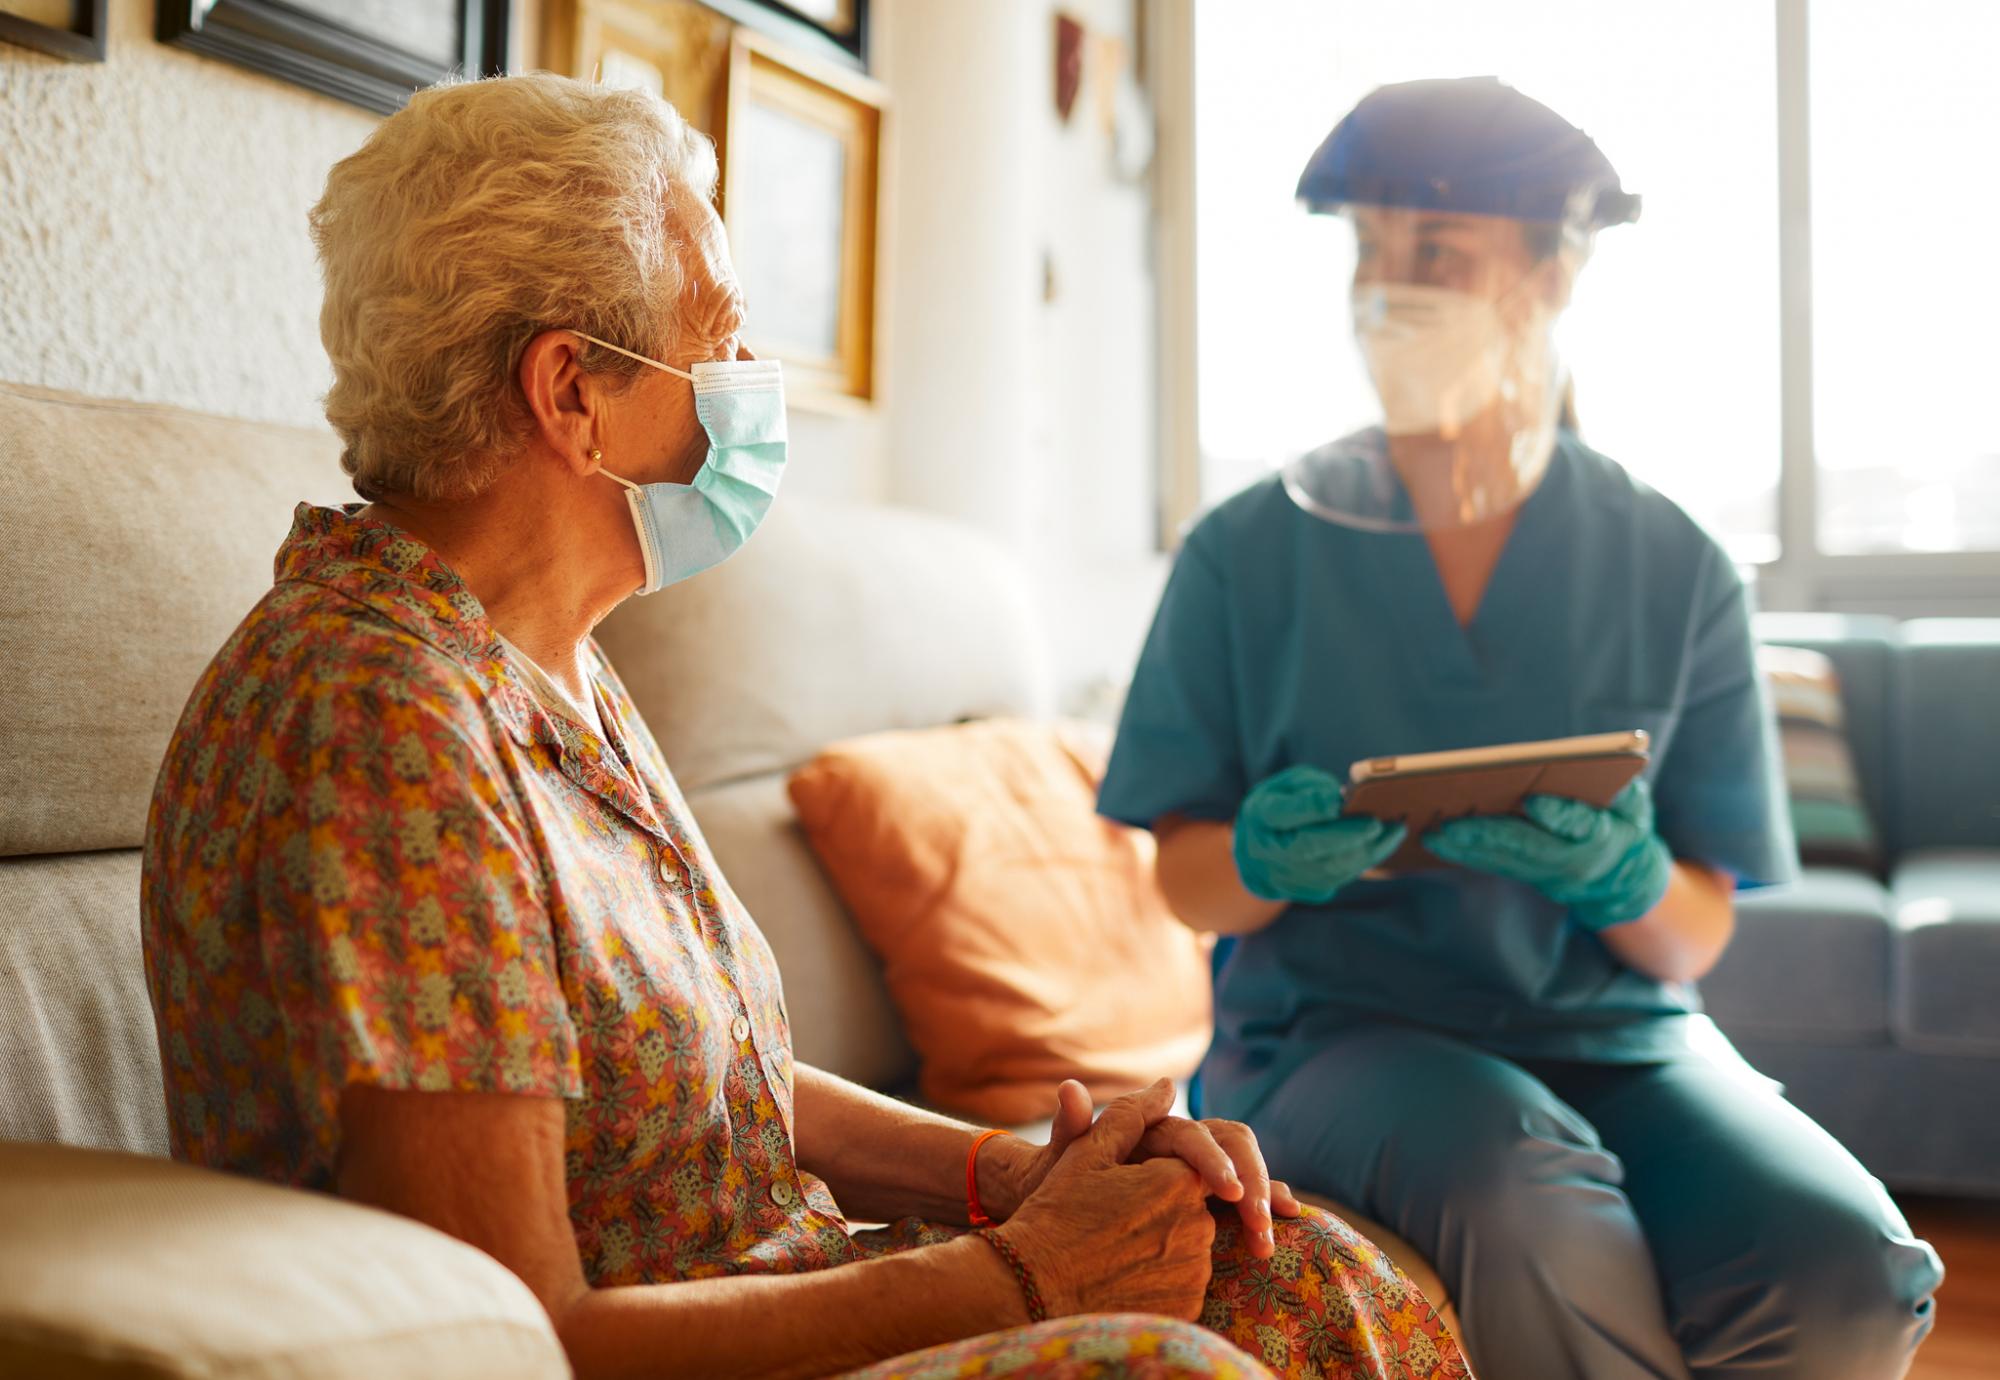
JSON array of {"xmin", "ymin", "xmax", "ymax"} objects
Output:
[{"xmin": 0, "ymin": 1, "xmax": 380, "ymax": 429}]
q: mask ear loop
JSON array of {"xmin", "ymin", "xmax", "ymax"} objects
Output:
[
  {"xmin": 569, "ymin": 330, "xmax": 697, "ymax": 382},
  {"xmin": 585, "ymin": 440, "xmax": 662, "ymax": 593}
]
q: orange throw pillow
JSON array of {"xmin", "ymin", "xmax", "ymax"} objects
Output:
[{"xmin": 787, "ymin": 719, "xmax": 1211, "ymax": 1124}]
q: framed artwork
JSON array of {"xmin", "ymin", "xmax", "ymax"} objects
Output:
[
  {"xmin": 722, "ymin": 31, "xmax": 884, "ymax": 404},
  {"xmin": 554, "ymin": 0, "xmax": 734, "ymax": 135},
  {"xmin": 157, "ymin": 0, "xmax": 512, "ymax": 115},
  {"xmin": 701, "ymin": 0, "xmax": 867, "ymax": 72},
  {"xmin": 0, "ymin": 0, "xmax": 106, "ymax": 62}
]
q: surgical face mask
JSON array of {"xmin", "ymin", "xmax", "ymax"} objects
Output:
[
  {"xmin": 1351, "ymin": 281, "xmax": 1547, "ymax": 437},
  {"xmin": 571, "ymin": 331, "xmax": 787, "ymax": 595}
]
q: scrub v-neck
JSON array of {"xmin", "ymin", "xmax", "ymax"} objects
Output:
[{"xmin": 1364, "ymin": 443, "xmax": 1571, "ymax": 694}]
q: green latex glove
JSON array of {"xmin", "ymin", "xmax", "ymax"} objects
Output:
[
  {"xmin": 1424, "ymin": 779, "xmax": 1672, "ymax": 931},
  {"xmin": 1233, "ymin": 765, "xmax": 1407, "ymax": 904}
]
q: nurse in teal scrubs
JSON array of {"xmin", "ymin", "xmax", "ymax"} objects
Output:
[{"xmin": 1099, "ymin": 77, "xmax": 1942, "ymax": 1380}]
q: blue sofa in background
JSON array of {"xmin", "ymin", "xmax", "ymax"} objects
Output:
[{"xmin": 1702, "ymin": 614, "xmax": 2000, "ymax": 1197}]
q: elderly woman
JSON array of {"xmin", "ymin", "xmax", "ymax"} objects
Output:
[{"xmin": 140, "ymin": 75, "xmax": 1468, "ymax": 1380}]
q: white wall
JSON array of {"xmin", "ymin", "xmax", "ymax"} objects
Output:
[{"xmin": 873, "ymin": 0, "xmax": 1170, "ymax": 710}]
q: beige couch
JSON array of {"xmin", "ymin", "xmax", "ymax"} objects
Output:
[{"xmin": 0, "ymin": 382, "xmax": 1450, "ymax": 1378}]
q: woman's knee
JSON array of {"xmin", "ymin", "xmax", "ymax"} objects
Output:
[{"xmin": 842, "ymin": 1315, "xmax": 1270, "ymax": 1379}]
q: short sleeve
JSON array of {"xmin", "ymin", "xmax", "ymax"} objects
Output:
[
  {"xmin": 1651, "ymin": 553, "xmax": 1800, "ymax": 891},
  {"xmin": 1098, "ymin": 535, "xmax": 1248, "ymax": 829},
  {"xmin": 257, "ymin": 670, "xmax": 583, "ymax": 1154}
]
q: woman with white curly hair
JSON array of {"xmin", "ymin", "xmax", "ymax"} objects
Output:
[{"xmin": 140, "ymin": 74, "xmax": 1470, "ymax": 1380}]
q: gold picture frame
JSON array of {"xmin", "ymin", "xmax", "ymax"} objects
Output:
[
  {"xmin": 552, "ymin": 0, "xmax": 733, "ymax": 134},
  {"xmin": 721, "ymin": 30, "xmax": 884, "ymax": 405}
]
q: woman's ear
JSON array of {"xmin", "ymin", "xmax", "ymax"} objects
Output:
[{"xmin": 518, "ymin": 329, "xmax": 600, "ymax": 475}]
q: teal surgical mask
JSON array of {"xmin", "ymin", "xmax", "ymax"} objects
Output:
[{"xmin": 571, "ymin": 331, "xmax": 787, "ymax": 595}]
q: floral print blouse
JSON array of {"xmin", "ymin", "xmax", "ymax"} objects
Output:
[{"xmin": 142, "ymin": 503, "xmax": 854, "ymax": 1284}]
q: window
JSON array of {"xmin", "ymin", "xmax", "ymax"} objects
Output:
[
  {"xmin": 1189, "ymin": 0, "xmax": 2000, "ymax": 583},
  {"xmin": 1810, "ymin": 1, "xmax": 2000, "ymax": 556}
]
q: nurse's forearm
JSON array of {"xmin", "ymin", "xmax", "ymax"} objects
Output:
[
  {"xmin": 1597, "ymin": 859, "xmax": 1735, "ymax": 983},
  {"xmin": 1153, "ymin": 816, "xmax": 1288, "ymax": 936}
]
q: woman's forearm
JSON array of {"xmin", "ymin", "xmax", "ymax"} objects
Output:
[
  {"xmin": 1154, "ymin": 816, "xmax": 1288, "ymax": 937},
  {"xmin": 556, "ymin": 1233, "xmax": 1025, "ymax": 1380},
  {"xmin": 791, "ymin": 1065, "xmax": 1037, "ymax": 1224},
  {"xmin": 1599, "ymin": 859, "xmax": 1736, "ymax": 983}
]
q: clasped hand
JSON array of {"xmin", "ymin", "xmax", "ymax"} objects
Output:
[{"xmin": 996, "ymin": 1072, "xmax": 1304, "ymax": 1304}]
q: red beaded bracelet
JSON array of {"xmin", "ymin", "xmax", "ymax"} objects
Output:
[
  {"xmin": 975, "ymin": 1227, "xmax": 1049, "ymax": 1323},
  {"xmin": 965, "ymin": 1127, "xmax": 1013, "ymax": 1228}
]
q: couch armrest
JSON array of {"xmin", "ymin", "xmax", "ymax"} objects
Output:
[{"xmin": 0, "ymin": 1140, "xmax": 569, "ymax": 1380}]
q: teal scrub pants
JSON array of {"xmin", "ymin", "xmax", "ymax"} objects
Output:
[{"xmin": 1248, "ymin": 1026, "xmax": 1943, "ymax": 1380}]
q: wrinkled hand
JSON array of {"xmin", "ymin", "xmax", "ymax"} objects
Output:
[
  {"xmin": 1000, "ymin": 1079, "xmax": 1300, "ymax": 1260},
  {"xmin": 1234, "ymin": 765, "xmax": 1406, "ymax": 903},
  {"xmin": 1425, "ymin": 779, "xmax": 1672, "ymax": 931},
  {"xmin": 997, "ymin": 1080, "xmax": 1217, "ymax": 1319},
  {"xmin": 1132, "ymin": 1112, "xmax": 1302, "ymax": 1258}
]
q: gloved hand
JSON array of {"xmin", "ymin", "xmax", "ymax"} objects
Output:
[
  {"xmin": 1424, "ymin": 779, "xmax": 1672, "ymax": 931},
  {"xmin": 1233, "ymin": 765, "xmax": 1407, "ymax": 904}
]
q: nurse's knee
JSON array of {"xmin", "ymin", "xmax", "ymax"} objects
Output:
[
  {"xmin": 1704, "ymin": 1194, "xmax": 1942, "ymax": 1380},
  {"xmin": 1783, "ymin": 1227, "xmax": 1940, "ymax": 1379}
]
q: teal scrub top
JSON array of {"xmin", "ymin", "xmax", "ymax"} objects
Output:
[{"xmin": 1098, "ymin": 429, "xmax": 1799, "ymax": 1119}]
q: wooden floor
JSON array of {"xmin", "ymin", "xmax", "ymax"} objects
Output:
[{"xmin": 1901, "ymin": 1195, "xmax": 2000, "ymax": 1380}]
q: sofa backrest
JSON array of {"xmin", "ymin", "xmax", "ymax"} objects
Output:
[
  {"xmin": 1895, "ymin": 619, "xmax": 2000, "ymax": 853},
  {"xmin": 595, "ymin": 496, "xmax": 1052, "ymax": 1092},
  {"xmin": 2, "ymin": 380, "xmax": 1051, "ymax": 1150},
  {"xmin": 0, "ymin": 383, "xmax": 350, "ymax": 1154}
]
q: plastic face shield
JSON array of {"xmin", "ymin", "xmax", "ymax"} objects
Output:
[{"xmin": 1283, "ymin": 206, "xmax": 1575, "ymax": 534}]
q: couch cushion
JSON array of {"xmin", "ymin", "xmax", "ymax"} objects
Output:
[
  {"xmin": 0, "ymin": 851, "xmax": 167, "ymax": 1156},
  {"xmin": 0, "ymin": 383, "xmax": 348, "ymax": 856},
  {"xmin": 683, "ymin": 772, "xmax": 918, "ymax": 1091},
  {"xmin": 0, "ymin": 1140, "xmax": 568, "ymax": 1380},
  {"xmin": 595, "ymin": 496, "xmax": 1050, "ymax": 794},
  {"xmin": 1892, "ymin": 849, "xmax": 2000, "ymax": 1056},
  {"xmin": 1894, "ymin": 620, "xmax": 2000, "ymax": 853},
  {"xmin": 788, "ymin": 720, "xmax": 1211, "ymax": 1124},
  {"xmin": 1700, "ymin": 867, "xmax": 1893, "ymax": 1044},
  {"xmin": 1757, "ymin": 643, "xmax": 1881, "ymax": 871},
  {"xmin": 1755, "ymin": 611, "xmax": 1900, "ymax": 853}
]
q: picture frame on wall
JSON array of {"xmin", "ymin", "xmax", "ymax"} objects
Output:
[
  {"xmin": 553, "ymin": 0, "xmax": 735, "ymax": 135},
  {"xmin": 722, "ymin": 31, "xmax": 884, "ymax": 405},
  {"xmin": 702, "ymin": 0, "xmax": 867, "ymax": 72},
  {"xmin": 0, "ymin": 0, "xmax": 107, "ymax": 63},
  {"xmin": 157, "ymin": 1, "xmax": 512, "ymax": 115}
]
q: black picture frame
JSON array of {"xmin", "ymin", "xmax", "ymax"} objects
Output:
[
  {"xmin": 157, "ymin": 0, "xmax": 512, "ymax": 116},
  {"xmin": 0, "ymin": 0, "xmax": 108, "ymax": 63},
  {"xmin": 700, "ymin": 0, "xmax": 868, "ymax": 71}
]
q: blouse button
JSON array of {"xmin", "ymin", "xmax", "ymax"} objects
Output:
[
  {"xmin": 769, "ymin": 1181, "xmax": 796, "ymax": 1208},
  {"xmin": 658, "ymin": 857, "xmax": 673, "ymax": 883},
  {"xmin": 732, "ymin": 1015, "xmax": 751, "ymax": 1043}
]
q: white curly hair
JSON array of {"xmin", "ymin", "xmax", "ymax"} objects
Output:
[{"xmin": 309, "ymin": 74, "xmax": 719, "ymax": 502}]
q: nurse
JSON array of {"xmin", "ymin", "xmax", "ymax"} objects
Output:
[{"xmin": 1099, "ymin": 77, "xmax": 1943, "ymax": 1380}]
